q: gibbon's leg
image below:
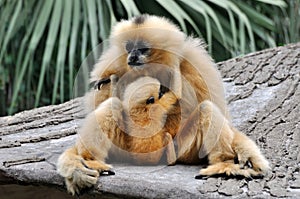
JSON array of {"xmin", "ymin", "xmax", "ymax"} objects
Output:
[
  {"xmin": 176, "ymin": 100, "xmax": 234, "ymax": 164},
  {"xmin": 176, "ymin": 100, "xmax": 269, "ymax": 178},
  {"xmin": 198, "ymin": 106, "xmax": 270, "ymax": 178},
  {"xmin": 57, "ymin": 98, "xmax": 123, "ymax": 195}
]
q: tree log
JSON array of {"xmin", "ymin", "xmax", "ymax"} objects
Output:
[{"xmin": 0, "ymin": 43, "xmax": 299, "ymax": 198}]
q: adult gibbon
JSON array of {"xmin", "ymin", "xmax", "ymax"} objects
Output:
[{"xmin": 57, "ymin": 14, "xmax": 270, "ymax": 195}]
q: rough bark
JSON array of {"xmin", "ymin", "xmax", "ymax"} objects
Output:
[{"xmin": 0, "ymin": 43, "xmax": 299, "ymax": 198}]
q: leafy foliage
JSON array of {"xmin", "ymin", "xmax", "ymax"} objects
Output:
[{"xmin": 0, "ymin": 0, "xmax": 297, "ymax": 115}]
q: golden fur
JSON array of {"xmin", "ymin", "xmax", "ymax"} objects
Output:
[{"xmin": 57, "ymin": 15, "xmax": 270, "ymax": 195}]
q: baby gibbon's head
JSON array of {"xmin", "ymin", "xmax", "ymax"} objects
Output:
[
  {"xmin": 110, "ymin": 14, "xmax": 186, "ymax": 69},
  {"xmin": 121, "ymin": 76, "xmax": 177, "ymax": 136}
]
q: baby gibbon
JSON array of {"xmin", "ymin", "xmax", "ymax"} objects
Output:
[
  {"xmin": 57, "ymin": 70, "xmax": 179, "ymax": 194},
  {"xmin": 57, "ymin": 14, "xmax": 270, "ymax": 195}
]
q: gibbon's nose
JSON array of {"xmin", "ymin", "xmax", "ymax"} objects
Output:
[{"xmin": 128, "ymin": 50, "xmax": 141, "ymax": 66}]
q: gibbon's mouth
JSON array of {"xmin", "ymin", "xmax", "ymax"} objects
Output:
[{"xmin": 128, "ymin": 62, "xmax": 144, "ymax": 67}]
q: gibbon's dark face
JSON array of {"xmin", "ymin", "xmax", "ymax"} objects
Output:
[{"xmin": 125, "ymin": 40, "xmax": 150, "ymax": 68}]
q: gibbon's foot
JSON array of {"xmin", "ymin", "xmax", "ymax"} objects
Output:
[
  {"xmin": 231, "ymin": 129, "xmax": 270, "ymax": 174},
  {"xmin": 197, "ymin": 162, "xmax": 265, "ymax": 180}
]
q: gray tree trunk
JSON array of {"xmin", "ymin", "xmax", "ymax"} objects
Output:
[{"xmin": 0, "ymin": 43, "xmax": 299, "ymax": 198}]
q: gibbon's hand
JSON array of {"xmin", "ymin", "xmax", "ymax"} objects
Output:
[
  {"xmin": 57, "ymin": 147, "xmax": 113, "ymax": 195},
  {"xmin": 94, "ymin": 77, "xmax": 111, "ymax": 90}
]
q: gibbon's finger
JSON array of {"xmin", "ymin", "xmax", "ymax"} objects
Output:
[
  {"xmin": 79, "ymin": 165, "xmax": 100, "ymax": 177},
  {"xmin": 80, "ymin": 174, "xmax": 99, "ymax": 185},
  {"xmin": 94, "ymin": 78, "xmax": 111, "ymax": 90},
  {"xmin": 84, "ymin": 168, "xmax": 99, "ymax": 178},
  {"xmin": 82, "ymin": 159, "xmax": 112, "ymax": 172},
  {"xmin": 72, "ymin": 169, "xmax": 98, "ymax": 184}
]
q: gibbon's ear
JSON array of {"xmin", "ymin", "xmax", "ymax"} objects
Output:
[
  {"xmin": 94, "ymin": 77, "xmax": 111, "ymax": 90},
  {"xmin": 159, "ymin": 85, "xmax": 169, "ymax": 99}
]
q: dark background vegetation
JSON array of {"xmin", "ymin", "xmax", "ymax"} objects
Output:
[{"xmin": 0, "ymin": 0, "xmax": 299, "ymax": 116}]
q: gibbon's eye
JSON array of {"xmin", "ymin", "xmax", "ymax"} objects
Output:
[
  {"xmin": 94, "ymin": 77, "xmax": 111, "ymax": 90},
  {"xmin": 125, "ymin": 41, "xmax": 134, "ymax": 52},
  {"xmin": 146, "ymin": 96, "xmax": 155, "ymax": 104},
  {"xmin": 139, "ymin": 47, "xmax": 150, "ymax": 54}
]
